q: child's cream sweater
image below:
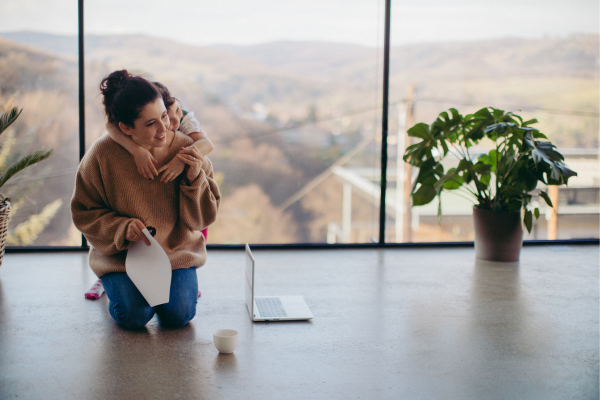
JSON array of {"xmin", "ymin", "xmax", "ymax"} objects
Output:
[{"xmin": 71, "ymin": 132, "xmax": 220, "ymax": 278}]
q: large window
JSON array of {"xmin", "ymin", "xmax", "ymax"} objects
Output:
[
  {"xmin": 0, "ymin": 1, "xmax": 81, "ymax": 246},
  {"xmin": 389, "ymin": 0, "xmax": 600, "ymax": 242},
  {"xmin": 0, "ymin": 0, "xmax": 597, "ymax": 246},
  {"xmin": 83, "ymin": 0, "xmax": 384, "ymax": 244}
]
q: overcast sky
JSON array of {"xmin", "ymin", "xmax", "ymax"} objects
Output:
[{"xmin": 2, "ymin": 0, "xmax": 598, "ymax": 47}]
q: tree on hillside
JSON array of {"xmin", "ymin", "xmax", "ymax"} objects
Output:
[{"xmin": 208, "ymin": 184, "xmax": 298, "ymax": 244}]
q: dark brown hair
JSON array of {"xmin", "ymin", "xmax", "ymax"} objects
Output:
[
  {"xmin": 152, "ymin": 81, "xmax": 176, "ymax": 108},
  {"xmin": 100, "ymin": 70, "xmax": 160, "ymax": 128}
]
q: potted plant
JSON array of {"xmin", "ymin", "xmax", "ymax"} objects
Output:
[
  {"xmin": 0, "ymin": 107, "xmax": 54, "ymax": 265},
  {"xmin": 403, "ymin": 107, "xmax": 577, "ymax": 262}
]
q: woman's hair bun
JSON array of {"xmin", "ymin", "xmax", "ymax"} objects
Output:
[{"xmin": 100, "ymin": 69, "xmax": 131, "ymax": 97}]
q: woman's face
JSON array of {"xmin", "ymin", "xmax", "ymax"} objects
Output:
[
  {"xmin": 167, "ymin": 100, "xmax": 183, "ymax": 131},
  {"xmin": 120, "ymin": 97, "xmax": 170, "ymax": 149}
]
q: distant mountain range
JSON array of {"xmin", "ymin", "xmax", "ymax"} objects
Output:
[
  {"xmin": 2, "ymin": 31, "xmax": 597, "ymax": 83},
  {"xmin": 1, "ymin": 31, "xmax": 598, "ymax": 146}
]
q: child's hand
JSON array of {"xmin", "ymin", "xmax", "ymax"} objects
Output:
[
  {"xmin": 157, "ymin": 157, "xmax": 186, "ymax": 183},
  {"xmin": 133, "ymin": 148, "xmax": 159, "ymax": 180},
  {"xmin": 177, "ymin": 147, "xmax": 205, "ymax": 182}
]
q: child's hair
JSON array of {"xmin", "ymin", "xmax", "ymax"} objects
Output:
[
  {"xmin": 152, "ymin": 81, "xmax": 177, "ymax": 109},
  {"xmin": 100, "ymin": 70, "xmax": 160, "ymax": 128}
]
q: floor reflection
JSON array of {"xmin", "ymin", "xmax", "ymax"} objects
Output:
[
  {"xmin": 213, "ymin": 353, "xmax": 238, "ymax": 372},
  {"xmin": 463, "ymin": 259, "xmax": 550, "ymax": 398},
  {"xmin": 469, "ymin": 259, "xmax": 524, "ymax": 352},
  {"xmin": 90, "ymin": 321, "xmax": 218, "ymax": 399}
]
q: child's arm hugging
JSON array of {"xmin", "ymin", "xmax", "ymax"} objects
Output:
[
  {"xmin": 179, "ymin": 110, "xmax": 215, "ymax": 156},
  {"xmin": 156, "ymin": 111, "xmax": 215, "ymax": 183},
  {"xmin": 106, "ymin": 122, "xmax": 159, "ymax": 180}
]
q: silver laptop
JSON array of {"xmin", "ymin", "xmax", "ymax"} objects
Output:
[{"xmin": 245, "ymin": 244, "xmax": 313, "ymax": 322}]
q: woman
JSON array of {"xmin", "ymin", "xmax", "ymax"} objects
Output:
[{"xmin": 71, "ymin": 70, "xmax": 220, "ymax": 329}]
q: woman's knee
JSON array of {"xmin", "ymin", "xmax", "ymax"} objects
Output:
[
  {"xmin": 109, "ymin": 301, "xmax": 154, "ymax": 329},
  {"xmin": 156, "ymin": 299, "xmax": 197, "ymax": 328},
  {"xmin": 156, "ymin": 267, "xmax": 198, "ymax": 327},
  {"xmin": 101, "ymin": 272, "xmax": 155, "ymax": 329}
]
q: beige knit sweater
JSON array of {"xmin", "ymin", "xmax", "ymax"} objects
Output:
[{"xmin": 71, "ymin": 132, "xmax": 220, "ymax": 278}]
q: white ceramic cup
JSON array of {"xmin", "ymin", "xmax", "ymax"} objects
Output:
[{"xmin": 213, "ymin": 329, "xmax": 239, "ymax": 354}]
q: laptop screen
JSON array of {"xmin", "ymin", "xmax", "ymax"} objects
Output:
[{"xmin": 245, "ymin": 244, "xmax": 254, "ymax": 317}]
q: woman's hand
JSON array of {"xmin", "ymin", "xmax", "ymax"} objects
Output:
[
  {"xmin": 176, "ymin": 147, "xmax": 204, "ymax": 182},
  {"xmin": 132, "ymin": 147, "xmax": 159, "ymax": 180},
  {"xmin": 157, "ymin": 157, "xmax": 186, "ymax": 183},
  {"xmin": 126, "ymin": 219, "xmax": 151, "ymax": 246}
]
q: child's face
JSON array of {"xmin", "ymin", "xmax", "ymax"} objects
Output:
[{"xmin": 167, "ymin": 100, "xmax": 183, "ymax": 131}]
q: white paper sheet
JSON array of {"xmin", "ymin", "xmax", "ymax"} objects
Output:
[{"xmin": 125, "ymin": 228, "xmax": 172, "ymax": 307}]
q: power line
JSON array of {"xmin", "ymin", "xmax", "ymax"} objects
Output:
[
  {"xmin": 212, "ymin": 105, "xmax": 382, "ymax": 146},
  {"xmin": 212, "ymin": 97, "xmax": 597, "ymax": 146}
]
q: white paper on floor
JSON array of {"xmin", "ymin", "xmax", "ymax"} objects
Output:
[{"xmin": 125, "ymin": 228, "xmax": 171, "ymax": 307}]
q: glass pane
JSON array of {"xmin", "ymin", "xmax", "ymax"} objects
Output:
[
  {"xmin": 85, "ymin": 0, "xmax": 384, "ymax": 244},
  {"xmin": 390, "ymin": 0, "xmax": 599, "ymax": 242},
  {"xmin": 0, "ymin": 2, "xmax": 80, "ymax": 246}
]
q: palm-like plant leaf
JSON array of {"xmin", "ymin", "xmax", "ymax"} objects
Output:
[
  {"xmin": 0, "ymin": 149, "xmax": 54, "ymax": 190},
  {"xmin": 0, "ymin": 107, "xmax": 23, "ymax": 136}
]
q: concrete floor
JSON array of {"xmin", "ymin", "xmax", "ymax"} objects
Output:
[{"xmin": 0, "ymin": 245, "xmax": 598, "ymax": 400}]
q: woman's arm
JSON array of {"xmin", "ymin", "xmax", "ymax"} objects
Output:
[
  {"xmin": 106, "ymin": 122, "xmax": 158, "ymax": 180},
  {"xmin": 177, "ymin": 147, "xmax": 221, "ymax": 232},
  {"xmin": 71, "ymin": 151, "xmax": 149, "ymax": 254}
]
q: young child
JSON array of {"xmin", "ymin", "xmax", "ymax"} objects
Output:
[
  {"xmin": 85, "ymin": 82, "xmax": 212, "ymax": 300},
  {"xmin": 106, "ymin": 81, "xmax": 214, "ymax": 182}
]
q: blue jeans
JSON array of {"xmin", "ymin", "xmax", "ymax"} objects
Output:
[{"xmin": 100, "ymin": 267, "xmax": 198, "ymax": 329}]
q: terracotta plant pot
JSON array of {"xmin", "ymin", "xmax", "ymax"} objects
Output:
[{"xmin": 473, "ymin": 206, "xmax": 523, "ymax": 262}]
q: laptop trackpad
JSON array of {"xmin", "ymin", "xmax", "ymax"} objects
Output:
[{"xmin": 281, "ymin": 296, "xmax": 312, "ymax": 316}]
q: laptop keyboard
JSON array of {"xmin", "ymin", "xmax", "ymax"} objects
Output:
[{"xmin": 256, "ymin": 297, "xmax": 287, "ymax": 318}]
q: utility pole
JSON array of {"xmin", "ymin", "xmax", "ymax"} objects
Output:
[
  {"xmin": 547, "ymin": 186, "xmax": 559, "ymax": 240},
  {"xmin": 395, "ymin": 102, "xmax": 407, "ymax": 242},
  {"xmin": 403, "ymin": 85, "xmax": 415, "ymax": 242}
]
